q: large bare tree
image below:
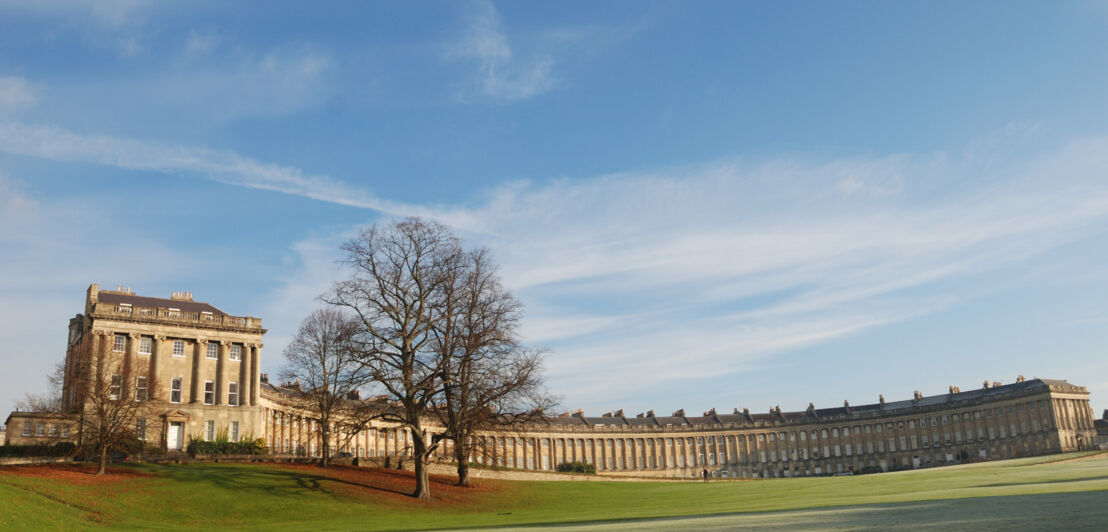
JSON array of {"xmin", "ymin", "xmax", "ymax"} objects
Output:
[
  {"xmin": 433, "ymin": 248, "xmax": 552, "ymax": 487},
  {"xmin": 73, "ymin": 334, "xmax": 149, "ymax": 475},
  {"xmin": 280, "ymin": 308, "xmax": 372, "ymax": 467},
  {"xmin": 324, "ymin": 218, "xmax": 464, "ymax": 500}
]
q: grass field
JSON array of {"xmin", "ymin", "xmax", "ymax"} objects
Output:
[{"xmin": 2, "ymin": 452, "xmax": 1107, "ymax": 530}]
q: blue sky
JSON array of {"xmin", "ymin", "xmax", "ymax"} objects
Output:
[{"xmin": 2, "ymin": 1, "xmax": 1108, "ymax": 420}]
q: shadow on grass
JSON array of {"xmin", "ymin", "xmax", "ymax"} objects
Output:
[
  {"xmin": 977, "ymin": 474, "xmax": 1108, "ymax": 488},
  {"xmin": 465, "ymin": 490, "xmax": 1108, "ymax": 531},
  {"xmin": 153, "ymin": 463, "xmax": 456, "ymax": 499}
]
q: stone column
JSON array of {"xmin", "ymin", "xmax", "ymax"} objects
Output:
[
  {"xmin": 251, "ymin": 344, "xmax": 262, "ymax": 406},
  {"xmin": 91, "ymin": 331, "xmax": 108, "ymax": 395},
  {"xmin": 125, "ymin": 332, "xmax": 138, "ymax": 400},
  {"xmin": 190, "ymin": 338, "xmax": 204, "ymax": 403},
  {"xmin": 216, "ymin": 341, "xmax": 228, "ymax": 405},
  {"xmin": 150, "ymin": 335, "xmax": 166, "ymax": 402},
  {"xmin": 238, "ymin": 344, "xmax": 249, "ymax": 407}
]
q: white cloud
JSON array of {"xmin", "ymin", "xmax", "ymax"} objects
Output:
[
  {"xmin": 184, "ymin": 29, "xmax": 222, "ymax": 56},
  {"xmin": 248, "ymin": 137, "xmax": 1108, "ymax": 408},
  {"xmin": 0, "ymin": 174, "xmax": 210, "ymax": 417},
  {"xmin": 0, "ymin": 0, "xmax": 153, "ymax": 29},
  {"xmin": 0, "ymin": 77, "xmax": 37, "ymax": 114},
  {"xmin": 449, "ymin": 0, "xmax": 555, "ymax": 101},
  {"xmin": 4, "ymin": 118, "xmax": 1108, "ymax": 410},
  {"xmin": 157, "ymin": 42, "xmax": 335, "ymax": 119},
  {"xmin": 0, "ymin": 0, "xmax": 156, "ymax": 57},
  {"xmin": 0, "ymin": 120, "xmax": 412, "ymax": 213}
]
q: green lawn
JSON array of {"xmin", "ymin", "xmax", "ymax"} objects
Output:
[{"xmin": 2, "ymin": 452, "xmax": 1107, "ymax": 530}]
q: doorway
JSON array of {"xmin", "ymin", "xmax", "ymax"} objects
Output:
[{"xmin": 168, "ymin": 422, "xmax": 184, "ymax": 450}]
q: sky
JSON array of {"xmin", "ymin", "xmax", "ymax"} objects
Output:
[{"xmin": 2, "ymin": 1, "xmax": 1108, "ymax": 422}]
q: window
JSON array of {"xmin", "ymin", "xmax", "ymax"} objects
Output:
[
  {"xmin": 207, "ymin": 342, "xmax": 218, "ymax": 359},
  {"xmin": 36, "ymin": 422, "xmax": 46, "ymax": 437},
  {"xmin": 230, "ymin": 344, "xmax": 242, "ymax": 361},
  {"xmin": 170, "ymin": 378, "xmax": 182, "ymax": 403},
  {"xmin": 61, "ymin": 425, "xmax": 70, "ymax": 438},
  {"xmin": 205, "ymin": 420, "xmax": 215, "ymax": 441},
  {"xmin": 228, "ymin": 381, "xmax": 239, "ymax": 406},
  {"xmin": 109, "ymin": 374, "xmax": 122, "ymax": 400},
  {"xmin": 136, "ymin": 418, "xmax": 147, "ymax": 440},
  {"xmin": 21, "ymin": 422, "xmax": 31, "ymax": 437},
  {"xmin": 139, "ymin": 337, "xmax": 152, "ymax": 355},
  {"xmin": 173, "ymin": 339, "xmax": 184, "ymax": 357},
  {"xmin": 204, "ymin": 380, "xmax": 214, "ymax": 405},
  {"xmin": 113, "ymin": 334, "xmax": 126, "ymax": 352},
  {"xmin": 135, "ymin": 376, "xmax": 148, "ymax": 401},
  {"xmin": 230, "ymin": 421, "xmax": 240, "ymax": 442}
]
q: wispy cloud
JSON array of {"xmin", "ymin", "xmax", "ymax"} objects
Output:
[
  {"xmin": 0, "ymin": 172, "xmax": 209, "ymax": 415},
  {"xmin": 0, "ymin": 0, "xmax": 156, "ymax": 56},
  {"xmin": 0, "ymin": 121, "xmax": 411, "ymax": 213},
  {"xmin": 4, "ymin": 118, "xmax": 1108, "ymax": 410},
  {"xmin": 183, "ymin": 29, "xmax": 223, "ymax": 56},
  {"xmin": 0, "ymin": 77, "xmax": 37, "ymax": 114},
  {"xmin": 245, "ymin": 137, "xmax": 1108, "ymax": 408},
  {"xmin": 161, "ymin": 42, "xmax": 336, "ymax": 119},
  {"xmin": 0, "ymin": 0, "xmax": 153, "ymax": 29},
  {"xmin": 448, "ymin": 0, "xmax": 555, "ymax": 102}
]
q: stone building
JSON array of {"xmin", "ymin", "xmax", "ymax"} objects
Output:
[
  {"xmin": 6, "ymin": 284, "xmax": 265, "ymax": 451},
  {"xmin": 1095, "ymin": 410, "xmax": 1108, "ymax": 449},
  {"xmin": 460, "ymin": 377, "xmax": 1098, "ymax": 479},
  {"xmin": 3, "ymin": 284, "xmax": 1101, "ymax": 479}
]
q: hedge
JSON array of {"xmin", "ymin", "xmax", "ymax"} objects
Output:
[
  {"xmin": 556, "ymin": 461, "xmax": 596, "ymax": 474},
  {"xmin": 0, "ymin": 442, "xmax": 77, "ymax": 458},
  {"xmin": 186, "ymin": 437, "xmax": 267, "ymax": 457}
]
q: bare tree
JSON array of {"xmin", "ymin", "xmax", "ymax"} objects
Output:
[
  {"xmin": 433, "ymin": 248, "xmax": 553, "ymax": 487},
  {"xmin": 72, "ymin": 334, "xmax": 149, "ymax": 475},
  {"xmin": 14, "ymin": 361, "xmax": 65, "ymax": 412},
  {"xmin": 280, "ymin": 308, "xmax": 372, "ymax": 467},
  {"xmin": 323, "ymin": 218, "xmax": 463, "ymax": 500}
]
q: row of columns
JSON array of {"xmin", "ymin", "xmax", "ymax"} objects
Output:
[
  {"xmin": 265, "ymin": 409, "xmax": 440, "ymax": 459},
  {"xmin": 88, "ymin": 330, "xmax": 261, "ymax": 407},
  {"xmin": 467, "ymin": 395, "xmax": 1082, "ymax": 474}
]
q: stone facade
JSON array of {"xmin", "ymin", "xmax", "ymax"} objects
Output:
[
  {"xmin": 6, "ymin": 284, "xmax": 265, "ymax": 450},
  {"xmin": 459, "ymin": 377, "xmax": 1098, "ymax": 479},
  {"xmin": 2, "ymin": 284, "xmax": 1101, "ymax": 479},
  {"xmin": 255, "ymin": 376, "xmax": 1099, "ymax": 479}
]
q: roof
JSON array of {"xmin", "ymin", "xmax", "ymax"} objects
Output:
[
  {"xmin": 544, "ymin": 378, "xmax": 1078, "ymax": 432},
  {"xmin": 98, "ymin": 291, "xmax": 226, "ymax": 315}
]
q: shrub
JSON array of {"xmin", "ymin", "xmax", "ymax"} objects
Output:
[
  {"xmin": 0, "ymin": 442, "xmax": 77, "ymax": 458},
  {"xmin": 187, "ymin": 436, "xmax": 267, "ymax": 457},
  {"xmin": 556, "ymin": 461, "xmax": 596, "ymax": 474}
]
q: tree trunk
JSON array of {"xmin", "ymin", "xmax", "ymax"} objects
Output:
[
  {"xmin": 321, "ymin": 428, "xmax": 330, "ymax": 468},
  {"xmin": 454, "ymin": 444, "xmax": 471, "ymax": 487},
  {"xmin": 96, "ymin": 445, "xmax": 107, "ymax": 476},
  {"xmin": 412, "ymin": 436, "xmax": 431, "ymax": 500}
]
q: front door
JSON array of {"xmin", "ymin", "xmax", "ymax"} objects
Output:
[{"xmin": 168, "ymin": 422, "xmax": 184, "ymax": 450}]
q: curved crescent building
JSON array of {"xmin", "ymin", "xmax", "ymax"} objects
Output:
[{"xmin": 4, "ymin": 285, "xmax": 1100, "ymax": 479}]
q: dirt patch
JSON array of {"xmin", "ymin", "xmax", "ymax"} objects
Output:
[
  {"xmin": 0, "ymin": 463, "xmax": 155, "ymax": 484},
  {"xmin": 273, "ymin": 463, "xmax": 503, "ymax": 506}
]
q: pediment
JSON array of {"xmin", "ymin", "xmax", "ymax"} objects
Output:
[{"xmin": 161, "ymin": 409, "xmax": 191, "ymax": 421}]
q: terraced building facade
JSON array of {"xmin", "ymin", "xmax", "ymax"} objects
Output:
[{"xmin": 4, "ymin": 285, "xmax": 1100, "ymax": 479}]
